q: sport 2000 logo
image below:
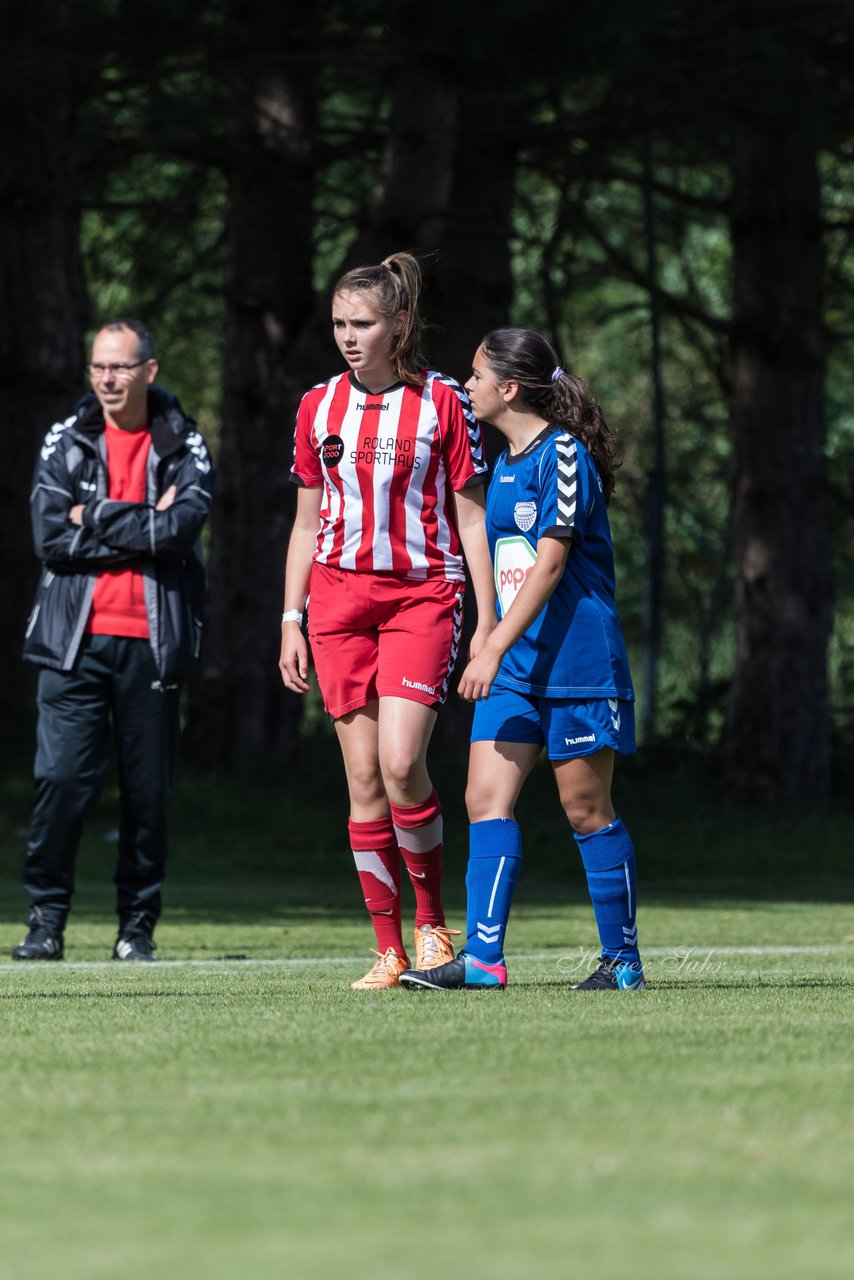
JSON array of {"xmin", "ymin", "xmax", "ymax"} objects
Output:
[{"xmin": 494, "ymin": 536, "xmax": 538, "ymax": 617}]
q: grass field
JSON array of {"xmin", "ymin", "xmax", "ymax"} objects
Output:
[{"xmin": 1, "ymin": 743, "xmax": 853, "ymax": 1279}]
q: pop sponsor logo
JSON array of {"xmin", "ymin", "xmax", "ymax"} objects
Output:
[
  {"xmin": 494, "ymin": 536, "xmax": 538, "ymax": 617},
  {"xmin": 500, "ymin": 566, "xmax": 532, "ymax": 590}
]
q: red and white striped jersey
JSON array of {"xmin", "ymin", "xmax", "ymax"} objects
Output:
[{"xmin": 290, "ymin": 370, "xmax": 488, "ymax": 580}]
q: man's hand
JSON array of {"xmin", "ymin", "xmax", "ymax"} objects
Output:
[{"xmin": 69, "ymin": 483, "xmax": 175, "ymax": 525}]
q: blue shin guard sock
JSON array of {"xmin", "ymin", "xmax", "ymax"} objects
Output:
[
  {"xmin": 465, "ymin": 819, "xmax": 523, "ymax": 965},
  {"xmin": 575, "ymin": 818, "xmax": 641, "ymax": 968}
]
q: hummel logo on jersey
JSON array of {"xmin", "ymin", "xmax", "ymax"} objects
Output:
[
  {"xmin": 402, "ymin": 676, "xmax": 436, "ymax": 695},
  {"xmin": 356, "ymin": 402, "xmax": 390, "ymax": 411},
  {"xmin": 499, "ymin": 474, "xmax": 515, "ymax": 483},
  {"xmin": 565, "ymin": 733, "xmax": 596, "ymax": 746}
]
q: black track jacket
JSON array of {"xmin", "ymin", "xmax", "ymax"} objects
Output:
[{"xmin": 23, "ymin": 386, "xmax": 216, "ymax": 683}]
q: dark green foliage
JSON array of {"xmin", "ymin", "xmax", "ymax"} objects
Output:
[{"xmin": 4, "ymin": 0, "xmax": 854, "ymax": 783}]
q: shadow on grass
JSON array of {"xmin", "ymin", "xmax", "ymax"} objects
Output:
[
  {"xmin": 1, "ymin": 875, "xmax": 853, "ymax": 928},
  {"xmin": 2, "ymin": 741, "xmax": 854, "ymax": 929}
]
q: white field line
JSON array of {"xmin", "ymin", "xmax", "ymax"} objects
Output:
[{"xmin": 0, "ymin": 943, "xmax": 852, "ymax": 973}]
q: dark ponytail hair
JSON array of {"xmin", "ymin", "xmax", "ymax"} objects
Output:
[
  {"xmin": 480, "ymin": 327, "xmax": 618, "ymax": 502},
  {"xmin": 332, "ymin": 251, "xmax": 425, "ymax": 387}
]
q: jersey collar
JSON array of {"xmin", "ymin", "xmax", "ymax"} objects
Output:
[
  {"xmin": 347, "ymin": 371, "xmax": 406, "ymax": 395},
  {"xmin": 504, "ymin": 424, "xmax": 560, "ymax": 464}
]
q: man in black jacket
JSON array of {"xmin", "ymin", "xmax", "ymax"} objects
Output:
[{"xmin": 13, "ymin": 317, "xmax": 215, "ymax": 962}]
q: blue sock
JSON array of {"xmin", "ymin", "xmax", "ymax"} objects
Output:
[
  {"xmin": 465, "ymin": 819, "xmax": 523, "ymax": 963},
  {"xmin": 575, "ymin": 817, "xmax": 640, "ymax": 965}
]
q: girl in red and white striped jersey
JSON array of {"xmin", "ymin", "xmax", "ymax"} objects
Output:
[{"xmin": 279, "ymin": 252, "xmax": 496, "ymax": 989}]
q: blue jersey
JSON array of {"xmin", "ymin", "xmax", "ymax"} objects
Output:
[{"xmin": 487, "ymin": 426, "xmax": 634, "ymax": 700}]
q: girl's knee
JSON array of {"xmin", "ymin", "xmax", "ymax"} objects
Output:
[
  {"xmin": 562, "ymin": 795, "xmax": 615, "ymax": 835},
  {"xmin": 346, "ymin": 762, "xmax": 386, "ymax": 810},
  {"xmin": 465, "ymin": 779, "xmax": 511, "ymax": 824},
  {"xmin": 379, "ymin": 751, "xmax": 428, "ymax": 804}
]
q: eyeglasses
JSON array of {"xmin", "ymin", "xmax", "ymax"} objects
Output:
[{"xmin": 87, "ymin": 361, "xmax": 147, "ymax": 380}]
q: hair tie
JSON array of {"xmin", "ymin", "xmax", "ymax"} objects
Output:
[{"xmin": 550, "ymin": 366, "xmax": 564, "ymax": 382}]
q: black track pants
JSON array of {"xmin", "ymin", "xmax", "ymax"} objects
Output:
[{"xmin": 24, "ymin": 635, "xmax": 181, "ymax": 931}]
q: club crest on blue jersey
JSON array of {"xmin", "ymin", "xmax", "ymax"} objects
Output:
[{"xmin": 513, "ymin": 500, "xmax": 537, "ymax": 532}]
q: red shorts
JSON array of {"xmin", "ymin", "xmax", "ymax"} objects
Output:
[{"xmin": 307, "ymin": 562, "xmax": 465, "ymax": 718}]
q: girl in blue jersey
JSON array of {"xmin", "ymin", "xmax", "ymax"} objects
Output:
[{"xmin": 400, "ymin": 327, "xmax": 645, "ymax": 992}]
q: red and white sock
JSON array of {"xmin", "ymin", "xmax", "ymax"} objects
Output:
[
  {"xmin": 390, "ymin": 790, "xmax": 445, "ymax": 929},
  {"xmin": 348, "ymin": 817, "xmax": 405, "ymax": 956}
]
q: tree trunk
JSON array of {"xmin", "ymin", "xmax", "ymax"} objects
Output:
[
  {"xmin": 428, "ymin": 88, "xmax": 517, "ymax": 380},
  {"xmin": 0, "ymin": 3, "xmax": 89, "ymax": 722},
  {"xmin": 184, "ymin": 69, "xmax": 316, "ymax": 763},
  {"xmin": 722, "ymin": 117, "xmax": 831, "ymax": 801},
  {"xmin": 282, "ymin": 68, "xmax": 459, "ymax": 395},
  {"xmin": 641, "ymin": 149, "xmax": 667, "ymax": 746},
  {"xmin": 428, "ymin": 87, "xmax": 518, "ymax": 759}
]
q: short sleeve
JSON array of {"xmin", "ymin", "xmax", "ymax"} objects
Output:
[
  {"xmin": 432, "ymin": 374, "xmax": 489, "ymax": 490},
  {"xmin": 290, "ymin": 391, "xmax": 324, "ymax": 488},
  {"xmin": 538, "ymin": 434, "xmax": 586, "ymax": 539}
]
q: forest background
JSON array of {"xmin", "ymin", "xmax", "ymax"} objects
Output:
[{"xmin": 2, "ymin": 0, "xmax": 854, "ymax": 809}]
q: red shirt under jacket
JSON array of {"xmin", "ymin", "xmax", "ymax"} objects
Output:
[{"xmin": 86, "ymin": 423, "xmax": 151, "ymax": 638}]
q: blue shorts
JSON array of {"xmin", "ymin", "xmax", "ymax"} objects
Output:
[{"xmin": 470, "ymin": 685, "xmax": 636, "ymax": 760}]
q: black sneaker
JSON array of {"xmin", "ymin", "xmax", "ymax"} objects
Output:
[
  {"xmin": 113, "ymin": 913, "xmax": 157, "ymax": 962},
  {"xmin": 400, "ymin": 954, "xmax": 507, "ymax": 990},
  {"xmin": 571, "ymin": 957, "xmax": 646, "ymax": 991},
  {"xmin": 12, "ymin": 906, "xmax": 64, "ymax": 960}
]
